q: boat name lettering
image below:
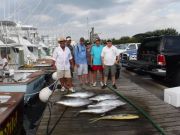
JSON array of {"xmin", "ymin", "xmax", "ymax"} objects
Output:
[{"xmin": 0, "ymin": 111, "xmax": 18, "ymax": 135}]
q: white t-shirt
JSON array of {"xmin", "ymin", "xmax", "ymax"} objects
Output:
[
  {"xmin": 101, "ymin": 45, "xmax": 119, "ymax": 66},
  {"xmin": 53, "ymin": 46, "xmax": 72, "ymax": 70},
  {"xmin": 0, "ymin": 58, "xmax": 9, "ymax": 70}
]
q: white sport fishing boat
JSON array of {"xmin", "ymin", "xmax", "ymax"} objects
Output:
[
  {"xmin": 0, "ymin": 21, "xmax": 38, "ymax": 68},
  {"xmin": 0, "ymin": 21, "xmax": 50, "ymax": 104},
  {"xmin": 0, "ymin": 70, "xmax": 45, "ymax": 104}
]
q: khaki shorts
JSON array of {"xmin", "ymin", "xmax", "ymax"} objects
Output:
[
  {"xmin": 77, "ymin": 64, "xmax": 88, "ymax": 76},
  {"xmin": 104, "ymin": 65, "xmax": 116, "ymax": 77},
  {"xmin": 57, "ymin": 70, "xmax": 71, "ymax": 79}
]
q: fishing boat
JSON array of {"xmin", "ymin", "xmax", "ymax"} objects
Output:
[
  {"xmin": 0, "ymin": 20, "xmax": 38, "ymax": 68},
  {"xmin": 0, "ymin": 92, "xmax": 24, "ymax": 135},
  {"xmin": 0, "ymin": 70, "xmax": 45, "ymax": 104}
]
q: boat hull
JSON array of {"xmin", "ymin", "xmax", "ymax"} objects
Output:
[
  {"xmin": 0, "ymin": 92, "xmax": 24, "ymax": 135},
  {"xmin": 0, "ymin": 71, "xmax": 45, "ymax": 104}
]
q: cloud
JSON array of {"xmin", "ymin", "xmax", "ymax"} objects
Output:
[
  {"xmin": 32, "ymin": 14, "xmax": 54, "ymax": 23},
  {"xmin": 56, "ymin": 4, "xmax": 91, "ymax": 17},
  {"xmin": 0, "ymin": 0, "xmax": 180, "ymax": 40}
]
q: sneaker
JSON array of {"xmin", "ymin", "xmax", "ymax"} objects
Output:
[
  {"xmin": 60, "ymin": 86, "xmax": 65, "ymax": 92},
  {"xmin": 112, "ymin": 84, "xmax": 117, "ymax": 89},
  {"xmin": 69, "ymin": 87, "xmax": 76, "ymax": 93},
  {"xmin": 100, "ymin": 81, "xmax": 104, "ymax": 87},
  {"xmin": 92, "ymin": 82, "xmax": 97, "ymax": 87},
  {"xmin": 102, "ymin": 84, "xmax": 107, "ymax": 89}
]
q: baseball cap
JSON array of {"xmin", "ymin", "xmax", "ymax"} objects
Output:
[
  {"xmin": 95, "ymin": 38, "xmax": 100, "ymax": 41},
  {"xmin": 80, "ymin": 37, "xmax": 85, "ymax": 41},
  {"xmin": 66, "ymin": 36, "xmax": 71, "ymax": 41},
  {"xmin": 106, "ymin": 39, "xmax": 112, "ymax": 42}
]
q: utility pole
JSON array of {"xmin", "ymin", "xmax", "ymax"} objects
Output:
[
  {"xmin": 87, "ymin": 17, "xmax": 89, "ymax": 40},
  {"xmin": 90, "ymin": 27, "xmax": 94, "ymax": 43}
]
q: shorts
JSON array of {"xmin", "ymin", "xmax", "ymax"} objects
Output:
[
  {"xmin": 104, "ymin": 65, "xmax": 116, "ymax": 77},
  {"xmin": 57, "ymin": 70, "xmax": 71, "ymax": 79},
  {"xmin": 92, "ymin": 65, "xmax": 103, "ymax": 71},
  {"xmin": 77, "ymin": 64, "xmax": 88, "ymax": 75},
  {"xmin": 88, "ymin": 65, "xmax": 93, "ymax": 72}
]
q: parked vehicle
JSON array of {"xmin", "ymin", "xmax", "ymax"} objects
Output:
[
  {"xmin": 121, "ymin": 43, "xmax": 140, "ymax": 67},
  {"xmin": 116, "ymin": 44, "xmax": 128, "ymax": 54},
  {"xmin": 128, "ymin": 36, "xmax": 180, "ymax": 86}
]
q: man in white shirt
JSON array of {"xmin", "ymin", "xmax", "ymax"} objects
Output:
[
  {"xmin": 53, "ymin": 37, "xmax": 75, "ymax": 92},
  {"xmin": 101, "ymin": 40, "xmax": 120, "ymax": 89},
  {"xmin": 0, "ymin": 54, "xmax": 9, "ymax": 70}
]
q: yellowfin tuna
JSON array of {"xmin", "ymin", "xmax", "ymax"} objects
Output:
[{"xmin": 90, "ymin": 114, "xmax": 139, "ymax": 123}]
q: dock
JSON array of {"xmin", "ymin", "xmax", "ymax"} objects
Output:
[{"xmin": 36, "ymin": 74, "xmax": 180, "ymax": 135}]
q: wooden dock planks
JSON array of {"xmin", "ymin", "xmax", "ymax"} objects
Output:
[{"xmin": 36, "ymin": 75, "xmax": 180, "ymax": 135}]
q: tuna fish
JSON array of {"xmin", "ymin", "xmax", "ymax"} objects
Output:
[
  {"xmin": 80, "ymin": 106, "xmax": 117, "ymax": 114},
  {"xmin": 65, "ymin": 91, "xmax": 95, "ymax": 98},
  {"xmin": 88, "ymin": 99, "xmax": 126, "ymax": 108},
  {"xmin": 89, "ymin": 94, "xmax": 119, "ymax": 102},
  {"xmin": 56, "ymin": 98, "xmax": 92, "ymax": 107}
]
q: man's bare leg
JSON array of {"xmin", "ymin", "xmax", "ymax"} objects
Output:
[
  {"xmin": 100, "ymin": 70, "xmax": 104, "ymax": 85},
  {"xmin": 112, "ymin": 76, "xmax": 116, "ymax": 85},
  {"xmin": 93, "ymin": 71, "xmax": 97, "ymax": 83},
  {"xmin": 78, "ymin": 75, "xmax": 83, "ymax": 85},
  {"xmin": 104, "ymin": 76, "xmax": 108, "ymax": 85}
]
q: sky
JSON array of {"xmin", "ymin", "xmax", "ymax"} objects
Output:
[{"xmin": 0, "ymin": 0, "xmax": 180, "ymax": 40}]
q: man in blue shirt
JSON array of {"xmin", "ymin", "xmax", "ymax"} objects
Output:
[
  {"xmin": 91, "ymin": 38, "xmax": 104, "ymax": 87},
  {"xmin": 74, "ymin": 37, "xmax": 88, "ymax": 86}
]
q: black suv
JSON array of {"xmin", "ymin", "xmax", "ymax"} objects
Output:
[{"xmin": 128, "ymin": 36, "xmax": 180, "ymax": 86}]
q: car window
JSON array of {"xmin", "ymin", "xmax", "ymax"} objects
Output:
[
  {"xmin": 165, "ymin": 37, "xmax": 180, "ymax": 52},
  {"xmin": 141, "ymin": 40, "xmax": 161, "ymax": 52},
  {"xmin": 117, "ymin": 44, "xmax": 128, "ymax": 49},
  {"xmin": 128, "ymin": 44, "xmax": 136, "ymax": 50}
]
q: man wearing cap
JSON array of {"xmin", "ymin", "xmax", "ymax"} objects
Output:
[
  {"xmin": 101, "ymin": 40, "xmax": 119, "ymax": 89},
  {"xmin": 86, "ymin": 41, "xmax": 93, "ymax": 85},
  {"xmin": 66, "ymin": 36, "xmax": 74, "ymax": 77},
  {"xmin": 66, "ymin": 36, "xmax": 74, "ymax": 58},
  {"xmin": 74, "ymin": 37, "xmax": 88, "ymax": 86},
  {"xmin": 91, "ymin": 38, "xmax": 104, "ymax": 87},
  {"xmin": 53, "ymin": 37, "xmax": 75, "ymax": 92}
]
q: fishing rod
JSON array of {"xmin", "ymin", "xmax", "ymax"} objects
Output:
[{"xmin": 107, "ymin": 85, "xmax": 166, "ymax": 135}]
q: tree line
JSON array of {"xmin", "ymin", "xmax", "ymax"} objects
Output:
[{"xmin": 105, "ymin": 28, "xmax": 179, "ymax": 44}]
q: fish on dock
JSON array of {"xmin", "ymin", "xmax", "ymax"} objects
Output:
[
  {"xmin": 65, "ymin": 91, "xmax": 95, "ymax": 98},
  {"xmin": 56, "ymin": 98, "xmax": 92, "ymax": 107},
  {"xmin": 89, "ymin": 114, "xmax": 140, "ymax": 123},
  {"xmin": 89, "ymin": 94, "xmax": 119, "ymax": 102},
  {"xmin": 80, "ymin": 106, "xmax": 117, "ymax": 114},
  {"xmin": 88, "ymin": 99, "xmax": 126, "ymax": 108}
]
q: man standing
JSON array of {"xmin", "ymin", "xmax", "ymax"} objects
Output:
[
  {"xmin": 66, "ymin": 36, "xmax": 74, "ymax": 77},
  {"xmin": 0, "ymin": 54, "xmax": 9, "ymax": 81},
  {"xmin": 0, "ymin": 54, "xmax": 9, "ymax": 70},
  {"xmin": 66, "ymin": 36, "xmax": 74, "ymax": 58},
  {"xmin": 91, "ymin": 38, "xmax": 104, "ymax": 87},
  {"xmin": 101, "ymin": 40, "xmax": 119, "ymax": 89},
  {"xmin": 53, "ymin": 37, "xmax": 75, "ymax": 92},
  {"xmin": 74, "ymin": 37, "xmax": 88, "ymax": 86},
  {"xmin": 86, "ymin": 41, "xmax": 93, "ymax": 85}
]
